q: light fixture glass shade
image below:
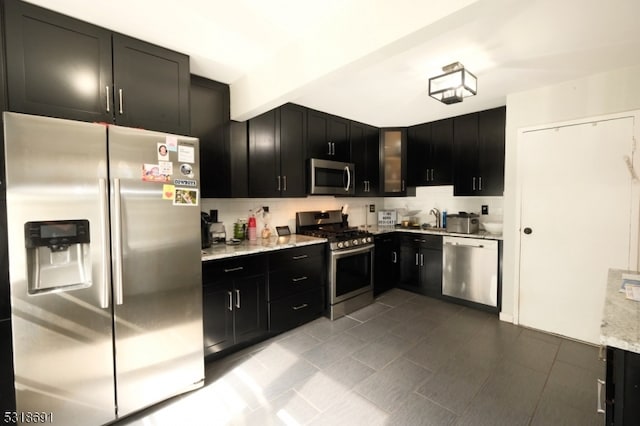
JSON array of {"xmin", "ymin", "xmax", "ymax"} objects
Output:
[{"xmin": 429, "ymin": 65, "xmax": 477, "ymax": 104}]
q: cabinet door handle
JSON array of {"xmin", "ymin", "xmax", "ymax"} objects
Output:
[
  {"xmin": 292, "ymin": 303, "xmax": 308, "ymax": 311},
  {"xmin": 415, "ymin": 253, "xmax": 419, "ymax": 266},
  {"xmin": 235, "ymin": 289, "xmax": 241, "ymax": 308},
  {"xmin": 402, "ymin": 179, "xmax": 405, "ymax": 191},
  {"xmin": 472, "ymin": 176, "xmax": 476, "ymax": 191},
  {"xmin": 426, "ymin": 169, "xmax": 430, "ymax": 182},
  {"xmin": 328, "ymin": 142, "xmax": 332, "ymax": 155},
  {"xmin": 292, "ymin": 276, "xmax": 308, "ymax": 282},
  {"xmin": 392, "ymin": 251, "xmax": 397, "ymax": 263},
  {"xmin": 105, "ymin": 86, "xmax": 110, "ymax": 112},
  {"xmin": 227, "ymin": 291, "xmax": 233, "ymax": 311},
  {"xmin": 277, "ymin": 175, "xmax": 281, "ymax": 191},
  {"xmin": 118, "ymin": 89, "xmax": 124, "ymax": 114},
  {"xmin": 283, "ymin": 175, "xmax": 287, "ymax": 191},
  {"xmin": 479, "ymin": 176, "xmax": 482, "ymax": 191},
  {"xmin": 332, "ymin": 142, "xmax": 336, "ymax": 155},
  {"xmin": 224, "ymin": 266, "xmax": 244, "ymax": 273},
  {"xmin": 431, "ymin": 169, "xmax": 434, "ymax": 181},
  {"xmin": 292, "ymin": 254, "xmax": 308, "ymax": 260},
  {"xmin": 597, "ymin": 379, "xmax": 605, "ymax": 414},
  {"xmin": 420, "ymin": 254, "xmax": 424, "ymax": 267}
]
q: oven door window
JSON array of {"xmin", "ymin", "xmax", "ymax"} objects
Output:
[{"xmin": 334, "ymin": 249, "xmax": 372, "ymax": 299}]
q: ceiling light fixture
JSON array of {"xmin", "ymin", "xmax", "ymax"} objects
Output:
[{"xmin": 428, "ymin": 62, "xmax": 477, "ymax": 104}]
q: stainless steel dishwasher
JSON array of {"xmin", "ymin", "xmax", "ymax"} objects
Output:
[{"xmin": 442, "ymin": 236, "xmax": 498, "ymax": 308}]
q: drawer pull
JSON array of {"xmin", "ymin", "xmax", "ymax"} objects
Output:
[
  {"xmin": 224, "ymin": 266, "xmax": 244, "ymax": 273},
  {"xmin": 292, "ymin": 254, "xmax": 308, "ymax": 260},
  {"xmin": 292, "ymin": 276, "xmax": 308, "ymax": 282},
  {"xmin": 292, "ymin": 303, "xmax": 309, "ymax": 311}
]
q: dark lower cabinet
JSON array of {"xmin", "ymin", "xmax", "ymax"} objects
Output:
[
  {"xmin": 268, "ymin": 244, "xmax": 325, "ymax": 333},
  {"xmin": 202, "ymin": 255, "xmax": 268, "ymax": 356},
  {"xmin": 397, "ymin": 234, "xmax": 442, "ymax": 297},
  {"xmin": 605, "ymin": 346, "xmax": 640, "ymax": 425},
  {"xmin": 374, "ymin": 234, "xmax": 398, "ymax": 296},
  {"xmin": 0, "ymin": 319, "xmax": 15, "ymax": 413},
  {"xmin": 202, "ymin": 244, "xmax": 326, "ymax": 356}
]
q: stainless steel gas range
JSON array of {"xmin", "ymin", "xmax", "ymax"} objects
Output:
[{"xmin": 296, "ymin": 210, "xmax": 374, "ymax": 320}]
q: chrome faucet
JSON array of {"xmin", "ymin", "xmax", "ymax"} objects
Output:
[{"xmin": 429, "ymin": 208, "xmax": 441, "ymax": 228}]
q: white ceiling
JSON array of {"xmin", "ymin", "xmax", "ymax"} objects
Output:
[{"xmin": 26, "ymin": 0, "xmax": 640, "ymax": 127}]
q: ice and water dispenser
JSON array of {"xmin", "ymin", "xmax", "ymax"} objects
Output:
[{"xmin": 24, "ymin": 219, "xmax": 92, "ymax": 293}]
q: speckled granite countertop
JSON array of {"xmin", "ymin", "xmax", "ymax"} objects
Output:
[
  {"xmin": 201, "ymin": 234, "xmax": 327, "ymax": 261},
  {"xmin": 367, "ymin": 225, "xmax": 503, "ymax": 240},
  {"xmin": 600, "ymin": 268, "xmax": 640, "ymax": 353}
]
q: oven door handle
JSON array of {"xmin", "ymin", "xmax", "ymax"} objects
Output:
[{"xmin": 331, "ymin": 244, "xmax": 374, "ymax": 258}]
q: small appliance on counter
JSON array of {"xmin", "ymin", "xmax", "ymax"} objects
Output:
[
  {"xmin": 201, "ymin": 211, "xmax": 213, "ymax": 248},
  {"xmin": 446, "ymin": 212, "xmax": 480, "ymax": 234}
]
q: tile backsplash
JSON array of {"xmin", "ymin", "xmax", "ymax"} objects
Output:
[{"xmin": 201, "ymin": 186, "xmax": 503, "ymax": 237}]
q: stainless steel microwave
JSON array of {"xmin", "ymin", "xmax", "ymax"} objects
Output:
[{"xmin": 308, "ymin": 158, "xmax": 355, "ymax": 195}]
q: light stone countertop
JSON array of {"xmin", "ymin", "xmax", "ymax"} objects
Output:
[
  {"xmin": 201, "ymin": 234, "xmax": 327, "ymax": 262},
  {"xmin": 600, "ymin": 268, "xmax": 640, "ymax": 353},
  {"xmin": 365, "ymin": 225, "xmax": 503, "ymax": 240}
]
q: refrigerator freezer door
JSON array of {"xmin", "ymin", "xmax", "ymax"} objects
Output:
[
  {"xmin": 3, "ymin": 112, "xmax": 116, "ymax": 425},
  {"xmin": 107, "ymin": 125, "xmax": 204, "ymax": 417}
]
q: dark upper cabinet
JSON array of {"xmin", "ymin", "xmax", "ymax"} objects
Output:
[
  {"xmin": 477, "ymin": 107, "xmax": 506, "ymax": 195},
  {"xmin": 430, "ymin": 118, "xmax": 454, "ymax": 185},
  {"xmin": 111, "ymin": 34, "xmax": 190, "ymax": 135},
  {"xmin": 3, "ymin": 0, "xmax": 190, "ymax": 135},
  {"xmin": 380, "ymin": 128, "xmax": 413, "ymax": 196},
  {"xmin": 408, "ymin": 119, "xmax": 453, "ymax": 187},
  {"xmin": 279, "ymin": 103, "xmax": 307, "ymax": 197},
  {"xmin": 248, "ymin": 103, "xmax": 306, "ymax": 197},
  {"xmin": 190, "ymin": 76, "xmax": 247, "ymax": 198},
  {"xmin": 350, "ymin": 121, "xmax": 379, "ymax": 196},
  {"xmin": 306, "ymin": 108, "xmax": 350, "ymax": 162},
  {"xmin": 453, "ymin": 106, "xmax": 505, "ymax": 196},
  {"xmin": 407, "ymin": 122, "xmax": 430, "ymax": 187},
  {"xmin": 4, "ymin": 0, "xmax": 113, "ymax": 123}
]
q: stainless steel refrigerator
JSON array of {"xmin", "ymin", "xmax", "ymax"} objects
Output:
[{"xmin": 3, "ymin": 112, "xmax": 205, "ymax": 425}]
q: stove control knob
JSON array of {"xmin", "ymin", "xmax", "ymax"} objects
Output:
[
  {"xmin": 337, "ymin": 242, "xmax": 344, "ymax": 249},
  {"xmin": 367, "ymin": 237, "xmax": 372, "ymax": 243},
  {"xmin": 353, "ymin": 239, "xmax": 358, "ymax": 246},
  {"xmin": 344, "ymin": 241, "xmax": 350, "ymax": 248}
]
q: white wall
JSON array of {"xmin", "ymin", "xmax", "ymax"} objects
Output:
[
  {"xmin": 502, "ymin": 65, "xmax": 640, "ymax": 322},
  {"xmin": 201, "ymin": 196, "xmax": 382, "ymax": 237},
  {"xmin": 382, "ymin": 186, "xmax": 503, "ymax": 227}
]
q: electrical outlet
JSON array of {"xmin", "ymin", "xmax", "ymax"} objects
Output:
[
  {"xmin": 481, "ymin": 205, "xmax": 489, "ymax": 215},
  {"xmin": 262, "ymin": 206, "xmax": 269, "ymax": 212},
  {"xmin": 369, "ymin": 204, "xmax": 375, "ymax": 213}
]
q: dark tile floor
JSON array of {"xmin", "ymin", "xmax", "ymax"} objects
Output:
[{"xmin": 120, "ymin": 289, "xmax": 604, "ymax": 425}]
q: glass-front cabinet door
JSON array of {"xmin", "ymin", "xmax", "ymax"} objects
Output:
[{"xmin": 381, "ymin": 128, "xmax": 409, "ymax": 196}]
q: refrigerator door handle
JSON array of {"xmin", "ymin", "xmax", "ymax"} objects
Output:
[
  {"xmin": 99, "ymin": 178, "xmax": 111, "ymax": 308},
  {"xmin": 113, "ymin": 178, "xmax": 124, "ymax": 305}
]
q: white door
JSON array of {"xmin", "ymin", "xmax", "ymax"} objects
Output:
[{"xmin": 518, "ymin": 116, "xmax": 635, "ymax": 344}]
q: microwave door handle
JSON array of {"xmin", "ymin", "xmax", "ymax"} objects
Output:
[{"xmin": 344, "ymin": 166, "xmax": 351, "ymax": 192}]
